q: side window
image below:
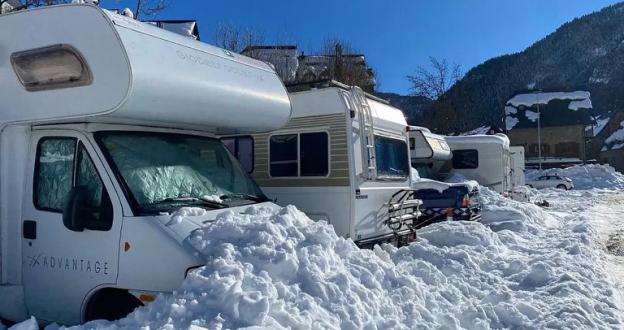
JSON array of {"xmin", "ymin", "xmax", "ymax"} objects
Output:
[
  {"xmin": 452, "ymin": 149, "xmax": 479, "ymax": 169},
  {"xmin": 300, "ymin": 132, "xmax": 329, "ymax": 176},
  {"xmin": 270, "ymin": 134, "xmax": 298, "ymax": 177},
  {"xmin": 35, "ymin": 138, "xmax": 76, "ymax": 211},
  {"xmin": 269, "ymin": 132, "xmax": 329, "ymax": 177},
  {"xmin": 34, "ymin": 138, "xmax": 112, "ymax": 231},
  {"xmin": 222, "ymin": 136, "xmax": 254, "ymax": 173},
  {"xmin": 75, "ymin": 144, "xmax": 113, "ymax": 231}
]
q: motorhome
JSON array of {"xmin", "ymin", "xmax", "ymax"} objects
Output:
[
  {"xmin": 223, "ymin": 81, "xmax": 421, "ymax": 248},
  {"xmin": 0, "ymin": 5, "xmax": 291, "ymax": 326},
  {"xmin": 444, "ymin": 134, "xmax": 512, "ymax": 194},
  {"xmin": 408, "ymin": 126, "xmax": 481, "ymax": 225}
]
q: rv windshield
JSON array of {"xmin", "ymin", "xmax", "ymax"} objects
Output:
[
  {"xmin": 374, "ymin": 135, "xmax": 409, "ymax": 179},
  {"xmin": 95, "ymin": 131, "xmax": 267, "ymax": 213}
]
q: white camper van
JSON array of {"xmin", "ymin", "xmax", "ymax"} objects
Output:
[
  {"xmin": 223, "ymin": 81, "xmax": 421, "ymax": 248},
  {"xmin": 408, "ymin": 126, "xmax": 481, "ymax": 225},
  {"xmin": 444, "ymin": 134, "xmax": 512, "ymax": 194},
  {"xmin": 0, "ymin": 5, "xmax": 291, "ymax": 326}
]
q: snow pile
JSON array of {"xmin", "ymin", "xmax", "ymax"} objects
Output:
[
  {"xmin": 526, "ymin": 164, "xmax": 624, "ymax": 190},
  {"xmin": 28, "ymin": 190, "xmax": 614, "ymax": 329}
]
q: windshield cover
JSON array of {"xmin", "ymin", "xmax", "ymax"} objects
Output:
[{"xmin": 95, "ymin": 131, "xmax": 266, "ymax": 212}]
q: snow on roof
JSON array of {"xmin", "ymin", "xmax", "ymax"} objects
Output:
[
  {"xmin": 461, "ymin": 125, "xmax": 491, "ymax": 135},
  {"xmin": 525, "ymin": 110, "xmax": 539, "ymax": 122},
  {"xmin": 603, "ymin": 120, "xmax": 624, "ymax": 151},
  {"xmin": 506, "ymin": 116, "xmax": 519, "ymax": 130},
  {"xmin": 506, "ymin": 91, "xmax": 592, "ymax": 109},
  {"xmin": 446, "ymin": 134, "xmax": 510, "ymax": 149},
  {"xmin": 505, "ymin": 91, "xmax": 592, "ymax": 130},
  {"xmin": 587, "ymin": 116, "xmax": 610, "ymax": 136}
]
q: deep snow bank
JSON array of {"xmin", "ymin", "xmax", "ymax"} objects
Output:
[
  {"xmin": 527, "ymin": 164, "xmax": 624, "ymax": 190},
  {"xmin": 52, "ymin": 189, "xmax": 622, "ymax": 330}
]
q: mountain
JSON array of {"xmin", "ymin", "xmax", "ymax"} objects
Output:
[
  {"xmin": 375, "ymin": 92, "xmax": 432, "ymax": 124},
  {"xmin": 434, "ymin": 2, "xmax": 624, "ymax": 133}
]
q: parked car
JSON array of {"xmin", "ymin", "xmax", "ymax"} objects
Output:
[{"xmin": 526, "ymin": 175, "xmax": 574, "ymax": 190}]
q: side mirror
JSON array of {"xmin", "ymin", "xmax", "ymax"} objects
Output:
[{"xmin": 62, "ymin": 186, "xmax": 90, "ymax": 232}]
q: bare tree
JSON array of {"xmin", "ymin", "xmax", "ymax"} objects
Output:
[
  {"xmin": 0, "ymin": 0, "xmax": 166, "ymax": 18},
  {"xmin": 407, "ymin": 56, "xmax": 462, "ymax": 100},
  {"xmin": 1, "ymin": 0, "xmax": 71, "ymax": 13},
  {"xmin": 314, "ymin": 38, "xmax": 376, "ymax": 92},
  {"xmin": 214, "ymin": 23, "xmax": 263, "ymax": 53},
  {"xmin": 134, "ymin": 0, "xmax": 166, "ymax": 19}
]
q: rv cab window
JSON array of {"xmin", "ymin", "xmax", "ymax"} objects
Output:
[
  {"xmin": 452, "ymin": 149, "xmax": 479, "ymax": 169},
  {"xmin": 34, "ymin": 138, "xmax": 113, "ymax": 230},
  {"xmin": 222, "ymin": 136, "xmax": 254, "ymax": 173},
  {"xmin": 374, "ymin": 135, "xmax": 409, "ymax": 179},
  {"xmin": 269, "ymin": 132, "xmax": 329, "ymax": 177},
  {"xmin": 11, "ymin": 44, "xmax": 92, "ymax": 91}
]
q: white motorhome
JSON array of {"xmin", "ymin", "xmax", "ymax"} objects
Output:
[
  {"xmin": 444, "ymin": 134, "xmax": 512, "ymax": 194},
  {"xmin": 408, "ymin": 126, "xmax": 481, "ymax": 224},
  {"xmin": 223, "ymin": 81, "xmax": 421, "ymax": 248},
  {"xmin": 0, "ymin": 5, "xmax": 291, "ymax": 326}
]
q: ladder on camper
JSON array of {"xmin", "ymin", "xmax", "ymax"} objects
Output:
[{"xmin": 350, "ymin": 86, "xmax": 377, "ymax": 180}]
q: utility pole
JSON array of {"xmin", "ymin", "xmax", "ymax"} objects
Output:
[{"xmin": 535, "ymin": 91, "xmax": 542, "ymax": 170}]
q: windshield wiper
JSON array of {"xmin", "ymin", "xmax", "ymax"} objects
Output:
[
  {"xmin": 148, "ymin": 196, "xmax": 229, "ymax": 209},
  {"xmin": 220, "ymin": 193, "xmax": 268, "ymax": 203}
]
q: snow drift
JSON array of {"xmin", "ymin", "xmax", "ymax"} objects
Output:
[
  {"xmin": 38, "ymin": 187, "xmax": 618, "ymax": 330},
  {"xmin": 526, "ymin": 164, "xmax": 624, "ymax": 190}
]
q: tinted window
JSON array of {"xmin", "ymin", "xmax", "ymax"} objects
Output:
[
  {"xmin": 76, "ymin": 144, "xmax": 113, "ymax": 231},
  {"xmin": 270, "ymin": 134, "xmax": 298, "ymax": 176},
  {"xmin": 375, "ymin": 135, "xmax": 409, "ymax": 178},
  {"xmin": 269, "ymin": 132, "xmax": 330, "ymax": 177},
  {"xmin": 222, "ymin": 136, "xmax": 254, "ymax": 173},
  {"xmin": 35, "ymin": 138, "xmax": 76, "ymax": 211},
  {"xmin": 452, "ymin": 149, "xmax": 479, "ymax": 169},
  {"xmin": 300, "ymin": 132, "xmax": 329, "ymax": 176}
]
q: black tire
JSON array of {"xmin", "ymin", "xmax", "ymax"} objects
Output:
[
  {"xmin": 84, "ymin": 289, "xmax": 143, "ymax": 322},
  {"xmin": 556, "ymin": 184, "xmax": 567, "ymax": 190}
]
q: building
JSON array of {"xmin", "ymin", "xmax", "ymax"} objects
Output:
[
  {"xmin": 598, "ymin": 112, "xmax": 624, "ymax": 172},
  {"xmin": 507, "ymin": 125, "xmax": 588, "ymax": 168},
  {"xmin": 504, "ymin": 91, "xmax": 593, "ymax": 168},
  {"xmin": 242, "ymin": 44, "xmax": 376, "ymax": 92}
]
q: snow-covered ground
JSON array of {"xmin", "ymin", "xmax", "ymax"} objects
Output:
[{"xmin": 6, "ymin": 165, "xmax": 624, "ymax": 329}]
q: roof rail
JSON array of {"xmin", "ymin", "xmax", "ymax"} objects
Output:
[{"xmin": 286, "ymin": 79, "xmax": 389, "ymax": 104}]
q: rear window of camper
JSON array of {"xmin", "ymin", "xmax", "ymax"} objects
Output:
[
  {"xmin": 11, "ymin": 44, "xmax": 92, "ymax": 91},
  {"xmin": 269, "ymin": 132, "xmax": 329, "ymax": 177},
  {"xmin": 452, "ymin": 149, "xmax": 479, "ymax": 169}
]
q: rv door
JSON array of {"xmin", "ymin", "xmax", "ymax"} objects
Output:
[{"xmin": 21, "ymin": 131, "xmax": 123, "ymax": 325}]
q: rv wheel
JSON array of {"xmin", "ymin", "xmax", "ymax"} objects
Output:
[
  {"xmin": 84, "ymin": 288, "xmax": 143, "ymax": 322},
  {"xmin": 556, "ymin": 184, "xmax": 567, "ymax": 190}
]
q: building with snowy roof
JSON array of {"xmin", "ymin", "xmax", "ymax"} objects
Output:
[
  {"xmin": 242, "ymin": 44, "xmax": 376, "ymax": 92},
  {"xmin": 598, "ymin": 112, "xmax": 624, "ymax": 172},
  {"xmin": 504, "ymin": 91, "xmax": 594, "ymax": 168}
]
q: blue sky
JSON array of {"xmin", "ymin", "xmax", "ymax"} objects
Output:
[{"xmin": 101, "ymin": 0, "xmax": 621, "ymax": 94}]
